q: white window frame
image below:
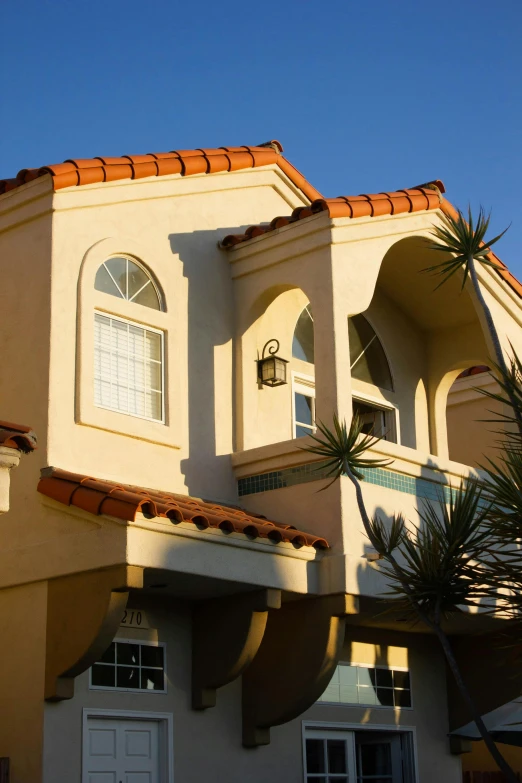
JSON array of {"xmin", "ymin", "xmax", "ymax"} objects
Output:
[
  {"xmin": 352, "ymin": 389, "xmax": 400, "ymax": 445},
  {"xmin": 94, "ymin": 311, "xmax": 166, "ymax": 424},
  {"xmin": 292, "ymin": 372, "xmax": 316, "ymax": 439},
  {"xmin": 77, "ymin": 236, "xmax": 180, "ymax": 450},
  {"xmin": 82, "ymin": 708, "xmax": 174, "ymax": 783},
  {"xmin": 302, "ymin": 721, "xmax": 419, "ymax": 783},
  {"xmin": 317, "ymin": 661, "xmax": 413, "ymax": 710},
  {"xmin": 89, "ymin": 638, "xmax": 167, "ymax": 694}
]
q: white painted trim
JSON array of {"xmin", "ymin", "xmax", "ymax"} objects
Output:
[
  {"xmin": 292, "ymin": 371, "xmax": 317, "ymax": 439},
  {"xmin": 88, "ymin": 638, "xmax": 167, "ymax": 694},
  {"xmin": 301, "ymin": 720, "xmax": 419, "ymax": 783},
  {"xmin": 82, "ymin": 708, "xmax": 174, "ymax": 783}
]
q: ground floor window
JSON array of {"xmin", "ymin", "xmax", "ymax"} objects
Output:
[
  {"xmin": 304, "ymin": 728, "xmax": 416, "ymax": 783},
  {"xmin": 90, "ymin": 639, "xmax": 166, "ymax": 693},
  {"xmin": 317, "ymin": 663, "xmax": 412, "ymax": 708}
]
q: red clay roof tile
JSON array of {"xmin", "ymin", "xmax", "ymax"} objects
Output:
[
  {"xmin": 220, "ymin": 181, "xmax": 522, "ymax": 300},
  {"xmin": 38, "ymin": 467, "xmax": 329, "ymax": 550},
  {"xmin": 0, "ymin": 420, "xmax": 37, "ymax": 453},
  {"xmin": 220, "ymin": 184, "xmax": 444, "ymax": 247},
  {"xmin": 0, "ymin": 141, "xmax": 322, "ymax": 203}
]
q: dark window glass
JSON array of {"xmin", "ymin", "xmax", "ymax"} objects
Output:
[
  {"xmin": 91, "ymin": 664, "xmax": 115, "ymax": 687},
  {"xmin": 377, "ymin": 687, "xmax": 395, "ymax": 707},
  {"xmin": 141, "ymin": 645, "xmax": 164, "ymax": 668},
  {"xmin": 327, "ymin": 739, "xmax": 346, "ymax": 773},
  {"xmin": 117, "ymin": 643, "xmax": 140, "ymax": 666},
  {"xmin": 293, "ymin": 306, "xmax": 314, "ymax": 363},
  {"xmin": 376, "ymin": 669, "xmax": 393, "ymax": 688},
  {"xmin": 394, "ymin": 689, "xmax": 412, "ymax": 708},
  {"xmin": 306, "ymin": 739, "xmax": 325, "ymax": 773},
  {"xmin": 393, "ymin": 670, "xmax": 410, "ymax": 689},
  {"xmin": 116, "ymin": 666, "xmax": 140, "ymax": 689},
  {"xmin": 358, "ymin": 742, "xmax": 392, "ymax": 775},
  {"xmin": 349, "ymin": 314, "xmax": 393, "ymax": 391}
]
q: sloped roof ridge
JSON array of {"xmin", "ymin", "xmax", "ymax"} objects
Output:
[{"xmin": 0, "ymin": 140, "xmax": 323, "ymax": 203}]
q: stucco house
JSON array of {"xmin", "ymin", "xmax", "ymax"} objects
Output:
[{"xmin": 0, "ymin": 140, "xmax": 521, "ymax": 783}]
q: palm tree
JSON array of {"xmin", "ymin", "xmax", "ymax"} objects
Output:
[
  {"xmin": 426, "ymin": 206, "xmax": 522, "ymax": 435},
  {"xmin": 303, "ymin": 415, "xmax": 518, "ymax": 781}
]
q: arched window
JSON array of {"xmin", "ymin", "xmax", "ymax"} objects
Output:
[
  {"xmin": 95, "ymin": 256, "xmax": 163, "ymax": 311},
  {"xmin": 292, "ymin": 305, "xmax": 314, "ymax": 364},
  {"xmin": 93, "ymin": 256, "xmax": 165, "ymax": 422},
  {"xmin": 349, "ymin": 314, "xmax": 393, "ymax": 391}
]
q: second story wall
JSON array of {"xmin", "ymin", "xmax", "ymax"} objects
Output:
[{"xmin": 46, "ymin": 167, "xmax": 308, "ymax": 502}]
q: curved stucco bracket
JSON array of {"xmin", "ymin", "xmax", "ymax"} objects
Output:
[
  {"xmin": 242, "ymin": 593, "xmax": 358, "ymax": 747},
  {"xmin": 45, "ymin": 565, "xmax": 144, "ymax": 701},
  {"xmin": 192, "ymin": 588, "xmax": 281, "ymax": 710}
]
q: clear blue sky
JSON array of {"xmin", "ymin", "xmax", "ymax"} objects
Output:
[{"xmin": 1, "ymin": 0, "xmax": 521, "ymax": 272}]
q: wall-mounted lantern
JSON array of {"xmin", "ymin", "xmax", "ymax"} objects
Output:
[{"xmin": 257, "ymin": 339, "xmax": 288, "ymax": 387}]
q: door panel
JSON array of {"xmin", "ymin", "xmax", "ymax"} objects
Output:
[{"xmin": 84, "ymin": 718, "xmax": 159, "ymax": 783}]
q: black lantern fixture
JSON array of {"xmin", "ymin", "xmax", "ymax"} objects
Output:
[{"xmin": 257, "ymin": 339, "xmax": 288, "ymax": 387}]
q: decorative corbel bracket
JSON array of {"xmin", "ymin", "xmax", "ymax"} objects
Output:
[
  {"xmin": 192, "ymin": 588, "xmax": 281, "ymax": 710},
  {"xmin": 45, "ymin": 565, "xmax": 143, "ymax": 701},
  {"xmin": 242, "ymin": 593, "xmax": 358, "ymax": 747}
]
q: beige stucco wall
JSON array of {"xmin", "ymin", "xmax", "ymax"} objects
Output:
[
  {"xmin": 0, "ymin": 581, "xmax": 47, "ymax": 783},
  {"xmin": 42, "ymin": 601, "xmax": 462, "ymax": 783},
  {"xmin": 446, "ymin": 373, "xmax": 507, "ymax": 468}
]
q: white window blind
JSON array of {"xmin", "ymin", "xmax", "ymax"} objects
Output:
[{"xmin": 94, "ymin": 313, "xmax": 164, "ymax": 422}]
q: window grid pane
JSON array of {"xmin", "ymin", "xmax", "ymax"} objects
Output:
[
  {"xmin": 90, "ymin": 641, "xmax": 165, "ymax": 692},
  {"xmin": 94, "ymin": 313, "xmax": 164, "ymax": 422},
  {"xmin": 95, "ymin": 256, "xmax": 161, "ymax": 311},
  {"xmin": 317, "ymin": 664, "xmax": 411, "ymax": 708}
]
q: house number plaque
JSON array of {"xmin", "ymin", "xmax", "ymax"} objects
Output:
[{"xmin": 120, "ymin": 609, "xmax": 149, "ymax": 629}]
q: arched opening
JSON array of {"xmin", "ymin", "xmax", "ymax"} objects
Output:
[
  {"xmin": 370, "ymin": 235, "xmax": 491, "ymax": 453},
  {"xmin": 290, "ymin": 306, "xmax": 397, "ymax": 442},
  {"xmin": 445, "ymin": 365, "xmax": 506, "ymax": 467}
]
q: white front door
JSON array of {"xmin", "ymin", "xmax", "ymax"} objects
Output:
[{"xmin": 84, "ymin": 717, "xmax": 160, "ymax": 783}]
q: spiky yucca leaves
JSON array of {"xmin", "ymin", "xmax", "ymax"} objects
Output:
[
  {"xmin": 302, "ymin": 412, "xmax": 517, "ymax": 779},
  {"xmin": 426, "ymin": 206, "xmax": 508, "ymax": 290},
  {"xmin": 369, "ymin": 482, "xmax": 492, "ymax": 623},
  {"xmin": 302, "ymin": 412, "xmax": 391, "ymax": 484},
  {"xmin": 484, "ymin": 449, "xmax": 522, "ymax": 540},
  {"xmin": 479, "ymin": 352, "xmax": 522, "ymax": 444}
]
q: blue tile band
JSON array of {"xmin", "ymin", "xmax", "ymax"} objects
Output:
[{"xmin": 237, "ymin": 460, "xmax": 456, "ymax": 502}]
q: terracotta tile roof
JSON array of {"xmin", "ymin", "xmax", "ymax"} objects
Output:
[
  {"xmin": 221, "ymin": 182, "xmax": 445, "ymax": 248},
  {"xmin": 220, "ymin": 181, "xmax": 522, "ymax": 301},
  {"xmin": 0, "ymin": 420, "xmax": 37, "ymax": 453},
  {"xmin": 0, "ymin": 141, "xmax": 323, "ymax": 203},
  {"xmin": 38, "ymin": 467, "xmax": 328, "ymax": 550}
]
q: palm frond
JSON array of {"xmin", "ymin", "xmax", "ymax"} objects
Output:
[
  {"xmin": 478, "ymin": 351, "xmax": 522, "ymax": 447},
  {"xmin": 370, "ymin": 481, "xmax": 493, "ymax": 623},
  {"xmin": 300, "ymin": 412, "xmax": 392, "ymax": 485},
  {"xmin": 423, "ymin": 207, "xmax": 509, "ymax": 291}
]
